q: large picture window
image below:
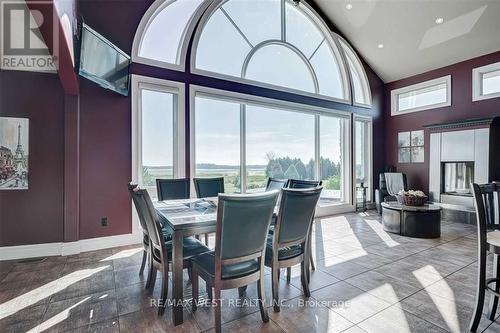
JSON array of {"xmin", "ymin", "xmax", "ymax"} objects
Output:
[
  {"xmin": 131, "ymin": 0, "xmax": 374, "ymax": 217},
  {"xmin": 191, "ymin": 88, "xmax": 353, "ymax": 214},
  {"xmin": 131, "ymin": 76, "xmax": 185, "ymax": 199}
]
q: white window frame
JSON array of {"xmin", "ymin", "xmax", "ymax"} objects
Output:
[
  {"xmin": 189, "ymin": 84, "xmax": 354, "ymax": 216},
  {"xmin": 353, "ymin": 115, "xmax": 373, "ymax": 203},
  {"xmin": 131, "ymin": 0, "xmax": 210, "ymax": 71},
  {"xmin": 189, "ymin": 0, "xmax": 352, "ymax": 105},
  {"xmin": 391, "ymin": 75, "xmax": 452, "ymax": 116},
  {"xmin": 131, "ymin": 75, "xmax": 186, "ymax": 233},
  {"xmin": 337, "ymin": 35, "xmax": 372, "ymax": 108},
  {"xmin": 473, "ymin": 61, "xmax": 500, "ymax": 101}
]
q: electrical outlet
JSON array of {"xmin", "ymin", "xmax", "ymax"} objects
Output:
[{"xmin": 101, "ymin": 217, "xmax": 108, "ymax": 226}]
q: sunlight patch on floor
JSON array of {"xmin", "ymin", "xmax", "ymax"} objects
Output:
[
  {"xmin": 364, "ymin": 218, "xmax": 400, "ymax": 247},
  {"xmin": 414, "ymin": 265, "xmax": 461, "ymax": 333},
  {"xmin": 0, "ymin": 266, "xmax": 109, "ymax": 319},
  {"xmin": 26, "ymin": 296, "xmax": 92, "ymax": 333},
  {"xmin": 100, "ymin": 248, "xmax": 142, "ymax": 261}
]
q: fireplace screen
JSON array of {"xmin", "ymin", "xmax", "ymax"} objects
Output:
[{"xmin": 442, "ymin": 162, "xmax": 474, "ymax": 195}]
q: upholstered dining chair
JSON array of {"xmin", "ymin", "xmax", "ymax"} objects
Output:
[
  {"xmin": 287, "ymin": 179, "xmax": 322, "ymax": 189},
  {"xmin": 286, "ymin": 178, "xmax": 322, "ymax": 273},
  {"xmin": 156, "ymin": 178, "xmax": 190, "ymax": 201},
  {"xmin": 194, "ymin": 177, "xmax": 225, "ymax": 244},
  {"xmin": 190, "ymin": 191, "xmax": 279, "ymax": 333},
  {"xmin": 194, "ymin": 177, "xmax": 225, "ymax": 198},
  {"xmin": 470, "ymin": 182, "xmax": 500, "ymax": 332},
  {"xmin": 265, "ymin": 187, "xmax": 322, "ymax": 312},
  {"xmin": 128, "ymin": 183, "xmax": 150, "ymax": 276},
  {"xmin": 130, "ymin": 187, "xmax": 211, "ymax": 315},
  {"xmin": 265, "ymin": 177, "xmax": 289, "ymax": 191}
]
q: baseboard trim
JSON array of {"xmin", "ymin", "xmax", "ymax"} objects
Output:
[{"xmin": 0, "ymin": 231, "xmax": 142, "ymax": 261}]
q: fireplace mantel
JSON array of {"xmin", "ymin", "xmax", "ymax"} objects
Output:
[{"xmin": 424, "ymin": 117, "xmax": 500, "ymax": 131}]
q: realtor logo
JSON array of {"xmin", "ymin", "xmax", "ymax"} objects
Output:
[{"xmin": 0, "ymin": 0, "xmax": 57, "ymax": 71}]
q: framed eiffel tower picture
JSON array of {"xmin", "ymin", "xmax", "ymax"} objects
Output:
[{"xmin": 0, "ymin": 117, "xmax": 29, "ymax": 190}]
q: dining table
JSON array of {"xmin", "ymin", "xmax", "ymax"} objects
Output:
[
  {"xmin": 154, "ymin": 195, "xmax": 311, "ymax": 326},
  {"xmin": 154, "ymin": 197, "xmax": 219, "ymax": 326}
]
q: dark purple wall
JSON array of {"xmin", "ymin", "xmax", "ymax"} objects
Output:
[
  {"xmin": 385, "ymin": 51, "xmax": 500, "ymax": 191},
  {"xmin": 0, "ymin": 71, "xmax": 65, "ymax": 246},
  {"xmin": 76, "ymin": 0, "xmax": 151, "ymax": 239}
]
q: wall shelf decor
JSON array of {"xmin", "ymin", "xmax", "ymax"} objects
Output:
[{"xmin": 398, "ymin": 130, "xmax": 424, "ymax": 163}]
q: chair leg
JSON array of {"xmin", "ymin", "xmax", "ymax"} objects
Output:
[
  {"xmin": 192, "ymin": 266, "xmax": 199, "ymax": 312},
  {"xmin": 310, "ymin": 252, "xmax": 316, "ymax": 271},
  {"xmin": 214, "ymin": 287, "xmax": 222, "ymax": 333},
  {"xmin": 488, "ymin": 254, "xmax": 500, "ymax": 320},
  {"xmin": 139, "ymin": 250, "xmax": 147, "ymax": 275},
  {"xmin": 205, "ymin": 233, "xmax": 209, "ymax": 246},
  {"xmin": 257, "ymin": 273, "xmax": 269, "ymax": 323},
  {"xmin": 286, "ymin": 267, "xmax": 291, "ymax": 283},
  {"xmin": 206, "ymin": 282, "xmax": 212, "ymax": 302},
  {"xmin": 301, "ymin": 261, "xmax": 311, "ymax": 297},
  {"xmin": 158, "ymin": 270, "xmax": 169, "ymax": 316},
  {"xmin": 146, "ymin": 265, "xmax": 157, "ymax": 291},
  {"xmin": 188, "ymin": 267, "xmax": 192, "ymax": 281},
  {"xmin": 470, "ymin": 247, "xmax": 487, "ymax": 332},
  {"xmin": 272, "ymin": 265, "xmax": 280, "ymax": 313}
]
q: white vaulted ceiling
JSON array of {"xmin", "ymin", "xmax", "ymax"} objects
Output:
[{"xmin": 313, "ymin": 0, "xmax": 500, "ymax": 82}]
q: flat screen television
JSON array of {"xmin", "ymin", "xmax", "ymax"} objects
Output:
[{"xmin": 78, "ymin": 23, "xmax": 130, "ymax": 96}]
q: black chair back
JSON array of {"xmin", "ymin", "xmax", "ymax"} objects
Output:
[
  {"xmin": 216, "ymin": 191, "xmax": 279, "ymax": 261},
  {"xmin": 156, "ymin": 178, "xmax": 190, "ymax": 201},
  {"xmin": 472, "ymin": 182, "xmax": 500, "ymax": 241},
  {"xmin": 265, "ymin": 178, "xmax": 288, "ymax": 191},
  {"xmin": 274, "ymin": 187, "xmax": 322, "ymax": 245},
  {"xmin": 288, "ymin": 179, "xmax": 322, "ymax": 189},
  {"xmin": 130, "ymin": 188, "xmax": 166, "ymax": 260},
  {"xmin": 194, "ymin": 177, "xmax": 224, "ymax": 198}
]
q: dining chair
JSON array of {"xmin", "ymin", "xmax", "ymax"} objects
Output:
[
  {"xmin": 128, "ymin": 183, "xmax": 150, "ymax": 276},
  {"xmin": 470, "ymin": 182, "xmax": 500, "ymax": 332},
  {"xmin": 156, "ymin": 178, "xmax": 190, "ymax": 201},
  {"xmin": 287, "ymin": 179, "xmax": 323, "ymax": 189},
  {"xmin": 194, "ymin": 177, "xmax": 225, "ymax": 198},
  {"xmin": 130, "ymin": 187, "xmax": 211, "ymax": 315},
  {"xmin": 194, "ymin": 177, "xmax": 225, "ymax": 244},
  {"xmin": 266, "ymin": 178, "xmax": 289, "ymax": 191},
  {"xmin": 265, "ymin": 187, "xmax": 322, "ymax": 312},
  {"xmin": 287, "ymin": 178, "xmax": 323, "ymax": 274},
  {"xmin": 190, "ymin": 190, "xmax": 279, "ymax": 333}
]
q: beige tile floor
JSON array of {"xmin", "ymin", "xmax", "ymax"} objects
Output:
[{"xmin": 1, "ymin": 210, "xmax": 498, "ymax": 332}]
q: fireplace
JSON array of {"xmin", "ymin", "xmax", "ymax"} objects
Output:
[
  {"xmin": 426, "ymin": 117, "xmax": 500, "ymax": 222},
  {"xmin": 441, "ymin": 162, "xmax": 474, "ymax": 196}
]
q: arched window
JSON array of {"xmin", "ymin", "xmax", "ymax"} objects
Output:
[
  {"xmin": 191, "ymin": 0, "xmax": 350, "ymax": 102},
  {"xmin": 132, "ymin": 0, "xmax": 209, "ymax": 70},
  {"xmin": 338, "ymin": 37, "xmax": 372, "ymax": 107}
]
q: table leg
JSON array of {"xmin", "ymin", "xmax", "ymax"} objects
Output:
[{"xmin": 172, "ymin": 232, "xmax": 184, "ymax": 325}]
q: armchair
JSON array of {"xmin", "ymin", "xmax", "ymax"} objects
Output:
[{"xmin": 375, "ymin": 172, "xmax": 408, "ymax": 214}]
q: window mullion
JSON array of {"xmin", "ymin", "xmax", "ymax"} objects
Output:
[
  {"xmin": 240, "ymin": 103, "xmax": 247, "ymax": 193},
  {"xmin": 315, "ymin": 115, "xmax": 320, "ymax": 181},
  {"xmin": 281, "ymin": 0, "xmax": 286, "ymax": 41}
]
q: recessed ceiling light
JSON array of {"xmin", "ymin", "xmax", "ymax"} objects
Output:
[
  {"xmin": 377, "ymin": 43, "xmax": 384, "ymax": 49},
  {"xmin": 345, "ymin": 3, "xmax": 353, "ymax": 10},
  {"xmin": 435, "ymin": 17, "xmax": 444, "ymax": 24}
]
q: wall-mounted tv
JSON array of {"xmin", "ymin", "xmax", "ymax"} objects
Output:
[{"xmin": 77, "ymin": 23, "xmax": 130, "ymax": 96}]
